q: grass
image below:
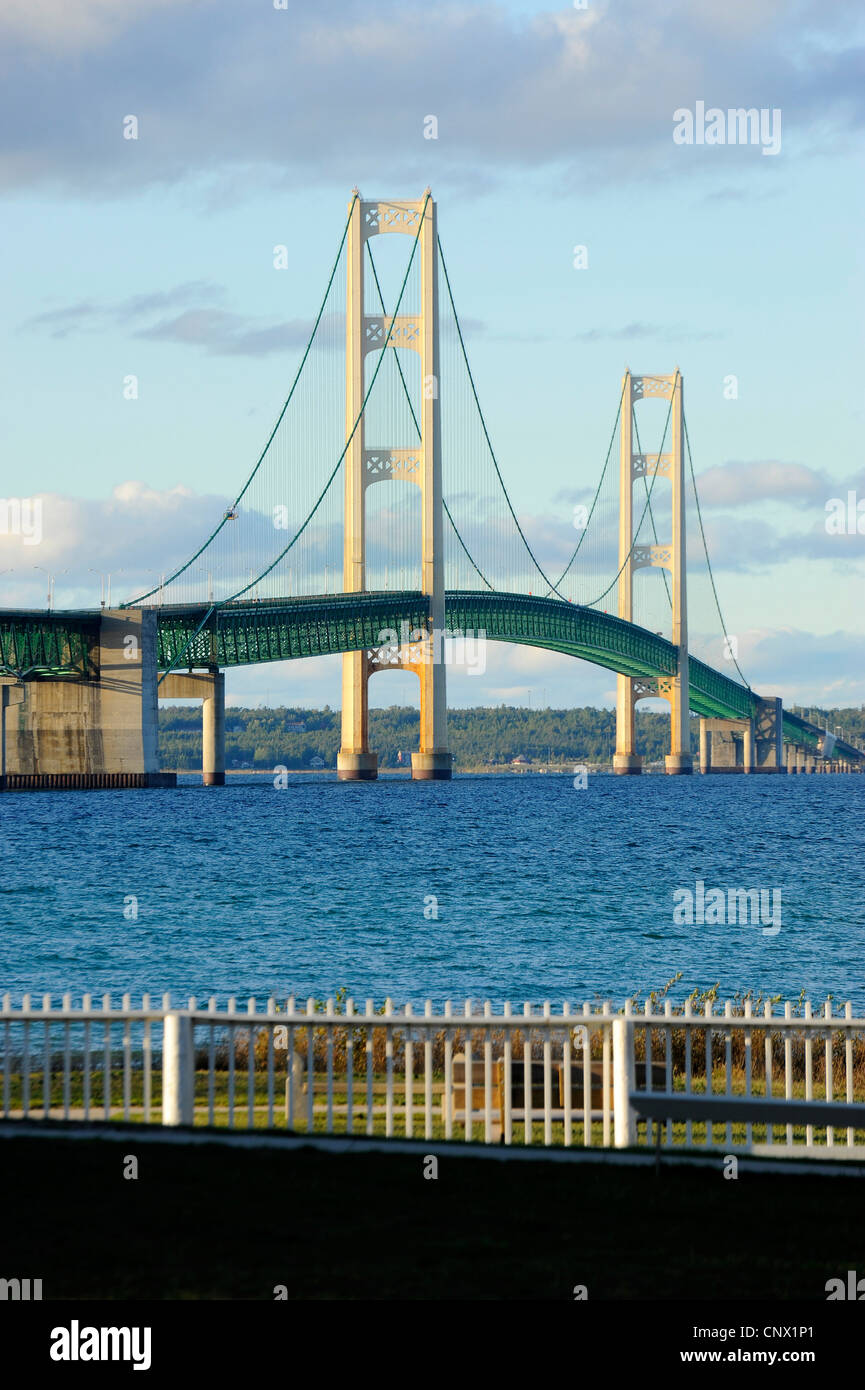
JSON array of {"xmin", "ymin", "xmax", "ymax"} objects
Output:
[{"xmin": 5, "ymin": 1064, "xmax": 865, "ymax": 1160}]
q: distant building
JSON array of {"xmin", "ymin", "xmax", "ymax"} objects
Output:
[
  {"xmin": 287, "ymin": 722, "xmax": 306, "ymax": 732},
  {"xmin": 309, "ymin": 755, "xmax": 325, "ymax": 769},
  {"xmin": 511, "ymin": 754, "xmax": 529, "ymax": 765}
]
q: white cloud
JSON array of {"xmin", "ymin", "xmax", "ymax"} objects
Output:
[
  {"xmin": 0, "ymin": 481, "xmax": 229, "ymax": 605},
  {"xmin": 0, "ymin": 0, "xmax": 200, "ymax": 51},
  {"xmin": 695, "ymin": 459, "xmax": 831, "ymax": 507},
  {"xmin": 0, "ymin": 1, "xmax": 861, "ymax": 196}
]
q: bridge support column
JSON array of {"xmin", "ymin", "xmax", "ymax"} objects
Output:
[
  {"xmin": 702, "ymin": 720, "xmax": 741, "ymax": 770},
  {"xmin": 202, "ymin": 674, "xmax": 225, "ymax": 786},
  {"xmin": 699, "ymin": 719, "xmax": 711, "ymax": 772},
  {"xmin": 742, "ymin": 719, "xmax": 754, "ymax": 773},
  {"xmin": 337, "ymin": 653, "xmax": 378, "ymax": 781},
  {"xmin": 613, "ymin": 680, "xmax": 642, "ymax": 774},
  {"xmin": 795, "ymin": 747, "xmax": 805, "ymax": 774},
  {"xmin": 785, "ymin": 743, "xmax": 796, "ymax": 774},
  {"xmin": 158, "ymin": 670, "xmax": 225, "ymax": 786},
  {"xmin": 753, "ymin": 696, "xmax": 782, "ymax": 770}
]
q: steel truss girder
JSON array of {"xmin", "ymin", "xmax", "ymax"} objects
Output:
[
  {"xmin": 0, "ymin": 613, "xmax": 98, "ymax": 680},
  {"xmin": 7, "ymin": 598, "xmax": 857, "ymax": 758}
]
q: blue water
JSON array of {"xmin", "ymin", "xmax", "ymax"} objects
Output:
[{"xmin": 1, "ymin": 773, "xmax": 862, "ymax": 1008}]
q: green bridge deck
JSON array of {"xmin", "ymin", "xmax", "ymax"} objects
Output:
[{"xmin": 0, "ymin": 593, "xmax": 860, "ymax": 760}]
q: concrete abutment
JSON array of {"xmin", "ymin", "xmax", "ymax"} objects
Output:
[{"xmin": 1, "ymin": 610, "xmax": 175, "ymax": 790}]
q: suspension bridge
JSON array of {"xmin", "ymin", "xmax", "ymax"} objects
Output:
[{"xmin": 0, "ymin": 191, "xmax": 861, "ymax": 787}]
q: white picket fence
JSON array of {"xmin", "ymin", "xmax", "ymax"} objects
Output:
[{"xmin": 2, "ymin": 993, "xmax": 865, "ymax": 1155}]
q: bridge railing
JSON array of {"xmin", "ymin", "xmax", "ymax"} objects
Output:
[{"xmin": 2, "ymin": 995, "xmax": 864, "ymax": 1157}]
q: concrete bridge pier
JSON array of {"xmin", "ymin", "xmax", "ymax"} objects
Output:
[
  {"xmin": 752, "ymin": 696, "xmax": 783, "ymax": 770},
  {"xmin": 699, "ymin": 719, "xmax": 711, "ymax": 772},
  {"xmin": 700, "ymin": 718, "xmax": 746, "ymax": 771},
  {"xmin": 699, "ymin": 698, "xmax": 782, "ymax": 773},
  {"xmin": 613, "ymin": 678, "xmax": 642, "ymax": 774},
  {"xmin": 742, "ymin": 718, "xmax": 755, "ymax": 773},
  {"xmin": 2, "ymin": 609, "xmax": 172, "ymax": 789},
  {"xmin": 159, "ymin": 670, "xmax": 225, "ymax": 785},
  {"xmin": 0, "ymin": 680, "xmax": 26, "ymax": 782}
]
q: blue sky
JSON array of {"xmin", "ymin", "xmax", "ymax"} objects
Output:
[{"xmin": 1, "ymin": 0, "xmax": 863, "ymax": 710}]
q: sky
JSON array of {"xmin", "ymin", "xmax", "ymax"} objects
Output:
[{"xmin": 1, "ymin": 0, "xmax": 863, "ymax": 711}]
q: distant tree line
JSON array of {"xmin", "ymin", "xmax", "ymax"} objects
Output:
[{"xmin": 157, "ymin": 703, "xmax": 865, "ymax": 772}]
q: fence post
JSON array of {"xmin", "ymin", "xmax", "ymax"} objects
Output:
[
  {"xmin": 162, "ymin": 1012, "xmax": 194, "ymax": 1126},
  {"xmin": 285, "ymin": 1052, "xmax": 306, "ymax": 1128},
  {"xmin": 612, "ymin": 1017, "xmax": 636, "ymax": 1148}
]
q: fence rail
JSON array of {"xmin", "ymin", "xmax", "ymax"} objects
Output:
[{"xmin": 2, "ymin": 993, "xmax": 865, "ymax": 1155}]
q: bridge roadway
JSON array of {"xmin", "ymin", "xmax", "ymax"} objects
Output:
[{"xmin": 0, "ymin": 592, "xmax": 861, "ymax": 763}]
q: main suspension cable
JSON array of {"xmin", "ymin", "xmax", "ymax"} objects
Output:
[
  {"xmin": 365, "ymin": 242, "xmax": 495, "ymax": 592},
  {"xmin": 684, "ymin": 411, "xmax": 750, "ymax": 688},
  {"xmin": 545, "ymin": 375, "xmax": 627, "ymax": 596},
  {"xmin": 125, "ymin": 193, "xmax": 360, "ymax": 607},
  {"xmin": 584, "ymin": 372, "xmax": 678, "ymax": 607},
  {"xmin": 632, "ymin": 411, "xmax": 672, "ymax": 609},
  {"xmin": 437, "ymin": 237, "xmax": 568, "ymax": 600}
]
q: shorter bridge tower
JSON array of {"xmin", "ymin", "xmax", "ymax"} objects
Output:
[{"xmin": 613, "ymin": 370, "xmax": 692, "ymax": 775}]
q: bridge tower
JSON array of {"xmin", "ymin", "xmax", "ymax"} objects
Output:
[
  {"xmin": 337, "ymin": 191, "xmax": 452, "ymax": 781},
  {"xmin": 613, "ymin": 370, "xmax": 692, "ymax": 775}
]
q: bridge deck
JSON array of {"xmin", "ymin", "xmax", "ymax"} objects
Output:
[{"xmin": 0, "ymin": 594, "xmax": 859, "ymax": 759}]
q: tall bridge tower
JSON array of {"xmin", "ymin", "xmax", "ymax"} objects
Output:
[
  {"xmin": 337, "ymin": 191, "xmax": 452, "ymax": 781},
  {"xmin": 613, "ymin": 370, "xmax": 693, "ymax": 775}
]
